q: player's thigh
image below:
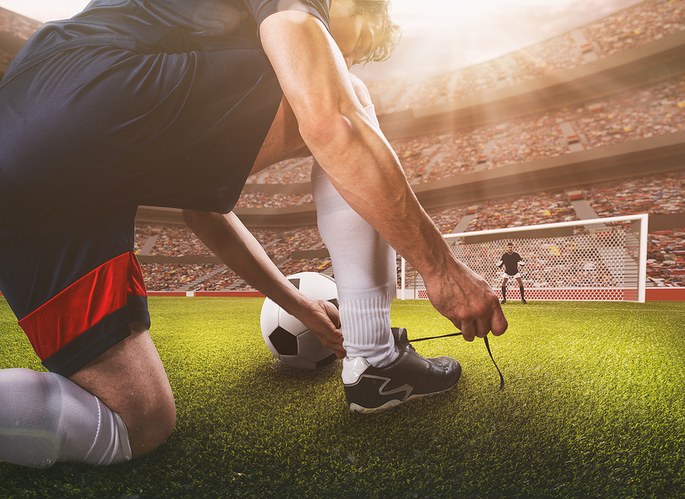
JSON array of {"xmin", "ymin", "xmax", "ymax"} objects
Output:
[{"xmin": 70, "ymin": 326, "xmax": 176, "ymax": 458}]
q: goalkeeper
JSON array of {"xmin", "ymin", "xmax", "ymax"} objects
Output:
[{"xmin": 498, "ymin": 243, "xmax": 527, "ymax": 304}]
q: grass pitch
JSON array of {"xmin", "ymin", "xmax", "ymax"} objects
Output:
[{"xmin": 1, "ymin": 297, "xmax": 684, "ymax": 498}]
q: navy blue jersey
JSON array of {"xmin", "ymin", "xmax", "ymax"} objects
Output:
[
  {"xmin": 0, "ymin": 0, "xmax": 331, "ymax": 215},
  {"xmin": 8, "ymin": 0, "xmax": 331, "ymax": 58}
]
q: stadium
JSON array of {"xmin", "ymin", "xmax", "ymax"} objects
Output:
[{"xmin": 1, "ymin": 0, "xmax": 684, "ymax": 497}]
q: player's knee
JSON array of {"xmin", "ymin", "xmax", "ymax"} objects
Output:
[
  {"xmin": 146, "ymin": 394, "xmax": 177, "ymax": 450},
  {"xmin": 126, "ymin": 391, "xmax": 176, "ymax": 458}
]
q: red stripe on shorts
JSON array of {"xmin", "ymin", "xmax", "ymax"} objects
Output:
[{"xmin": 18, "ymin": 251, "xmax": 147, "ymax": 361}]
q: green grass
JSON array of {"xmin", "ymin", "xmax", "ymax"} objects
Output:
[{"xmin": 1, "ymin": 297, "xmax": 684, "ymax": 498}]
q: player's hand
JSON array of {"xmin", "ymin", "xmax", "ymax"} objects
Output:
[
  {"xmin": 301, "ymin": 299, "xmax": 345, "ymax": 358},
  {"xmin": 425, "ymin": 258, "xmax": 508, "ymax": 342}
]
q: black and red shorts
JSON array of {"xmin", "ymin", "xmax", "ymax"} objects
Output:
[{"xmin": 0, "ymin": 204, "xmax": 150, "ymax": 377}]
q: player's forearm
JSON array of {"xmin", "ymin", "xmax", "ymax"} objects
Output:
[
  {"xmin": 304, "ymin": 112, "xmax": 459, "ymax": 282},
  {"xmin": 260, "ymin": 11, "xmax": 463, "ymax": 284},
  {"xmin": 181, "ymin": 210, "xmax": 310, "ymax": 317}
]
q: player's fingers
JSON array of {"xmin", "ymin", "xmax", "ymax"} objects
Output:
[
  {"xmin": 490, "ymin": 305, "xmax": 508, "ymax": 336},
  {"xmin": 327, "ymin": 303, "xmax": 341, "ymax": 328},
  {"xmin": 322, "ymin": 329, "xmax": 345, "ymax": 358},
  {"xmin": 314, "ymin": 302, "xmax": 345, "ymax": 357},
  {"xmin": 321, "ymin": 300, "xmax": 341, "ymax": 328},
  {"xmin": 475, "ymin": 316, "xmax": 490, "ymax": 339},
  {"xmin": 458, "ymin": 320, "xmax": 476, "ymax": 342},
  {"xmin": 332, "ymin": 344, "xmax": 346, "ymax": 359}
]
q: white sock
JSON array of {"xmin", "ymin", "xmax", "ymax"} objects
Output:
[
  {"xmin": 0, "ymin": 368, "xmax": 132, "ymax": 468},
  {"xmin": 312, "ymin": 104, "xmax": 398, "ymax": 368}
]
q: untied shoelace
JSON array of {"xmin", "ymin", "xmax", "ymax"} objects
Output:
[{"xmin": 409, "ymin": 332, "xmax": 505, "ymax": 390}]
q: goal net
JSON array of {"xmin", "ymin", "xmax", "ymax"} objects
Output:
[{"xmin": 399, "ymin": 214, "xmax": 648, "ymax": 302}]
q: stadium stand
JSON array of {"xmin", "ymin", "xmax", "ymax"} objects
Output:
[
  {"xmin": 585, "ymin": 172, "xmax": 685, "ymax": 217},
  {"xmin": 0, "ymin": 7, "xmax": 41, "ymax": 78},
  {"xmin": 1, "ymin": 1, "xmax": 684, "ymax": 293},
  {"xmin": 647, "ymin": 229, "xmax": 685, "ymax": 287},
  {"xmin": 132, "ymin": 169, "xmax": 684, "ymax": 291},
  {"xmin": 365, "ymin": 0, "xmax": 685, "ymax": 114},
  {"xmin": 241, "ymin": 73, "xmax": 685, "ymax": 193}
]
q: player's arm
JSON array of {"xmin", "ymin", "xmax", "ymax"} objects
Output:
[
  {"xmin": 259, "ymin": 11, "xmax": 507, "ymax": 341},
  {"xmin": 181, "ymin": 209, "xmax": 344, "ymax": 357}
]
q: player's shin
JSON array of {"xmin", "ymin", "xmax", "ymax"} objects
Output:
[
  {"xmin": 312, "ymin": 157, "xmax": 398, "ymax": 366},
  {"xmin": 0, "ymin": 368, "xmax": 132, "ymax": 468}
]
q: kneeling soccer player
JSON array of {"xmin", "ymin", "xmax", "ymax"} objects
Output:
[{"xmin": 0, "ymin": 0, "xmax": 507, "ymax": 467}]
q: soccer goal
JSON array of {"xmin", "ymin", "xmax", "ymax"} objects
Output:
[{"xmin": 399, "ymin": 214, "xmax": 649, "ymax": 302}]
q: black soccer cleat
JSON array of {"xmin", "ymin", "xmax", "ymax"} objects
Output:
[
  {"xmin": 500, "ymin": 299, "xmax": 507, "ymax": 304},
  {"xmin": 342, "ymin": 328, "xmax": 461, "ymax": 414},
  {"xmin": 522, "ymin": 298, "xmax": 527, "ymax": 304}
]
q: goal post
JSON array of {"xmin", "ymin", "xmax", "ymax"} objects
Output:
[{"xmin": 399, "ymin": 214, "xmax": 649, "ymax": 303}]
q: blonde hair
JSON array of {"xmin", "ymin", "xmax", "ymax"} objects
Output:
[{"xmin": 354, "ymin": 0, "xmax": 401, "ymax": 64}]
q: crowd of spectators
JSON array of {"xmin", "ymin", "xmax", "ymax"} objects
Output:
[
  {"xmin": 245, "ymin": 157, "xmax": 313, "ymax": 185},
  {"xmin": 135, "ymin": 165, "xmax": 684, "ymax": 291},
  {"xmin": 235, "ymin": 73, "xmax": 684, "ymax": 201},
  {"xmin": 4, "ymin": 0, "xmax": 682, "ymax": 115},
  {"xmin": 647, "ymin": 229, "xmax": 685, "ymax": 286},
  {"xmin": 586, "ymin": 171, "xmax": 685, "ymax": 217},
  {"xmin": 134, "ymin": 223, "xmax": 330, "ymax": 291},
  {"xmin": 426, "ymin": 205, "xmax": 472, "ymax": 233},
  {"xmin": 258, "ymin": 227, "xmax": 323, "ymax": 261},
  {"xmin": 366, "ymin": 0, "xmax": 685, "ymax": 113},
  {"xmin": 4, "ymin": 4, "xmax": 680, "ymax": 292},
  {"xmin": 397, "ymin": 74, "xmax": 685, "ymax": 183},
  {"xmin": 0, "ymin": 7, "xmax": 41, "ymax": 40},
  {"xmin": 140, "ymin": 263, "xmax": 218, "ymax": 292},
  {"xmin": 0, "ymin": 8, "xmax": 41, "ymax": 71},
  {"xmin": 135, "ymin": 224, "xmax": 212, "ymax": 256},
  {"xmin": 194, "ymin": 266, "xmax": 244, "ymax": 291},
  {"xmin": 278, "ymin": 258, "xmax": 332, "ymax": 277},
  {"xmin": 465, "ymin": 191, "xmax": 578, "ymax": 231},
  {"xmin": 583, "ymin": 0, "xmax": 685, "ymax": 58},
  {"xmin": 573, "ymin": 76, "xmax": 685, "ymax": 149},
  {"xmin": 235, "ymin": 192, "xmax": 312, "ymax": 209},
  {"xmin": 0, "ymin": 48, "xmax": 13, "ymax": 68}
]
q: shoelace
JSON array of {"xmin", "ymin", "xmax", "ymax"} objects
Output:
[{"xmin": 409, "ymin": 332, "xmax": 505, "ymax": 390}]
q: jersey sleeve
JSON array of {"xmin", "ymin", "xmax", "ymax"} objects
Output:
[{"xmin": 245, "ymin": 0, "xmax": 331, "ymax": 34}]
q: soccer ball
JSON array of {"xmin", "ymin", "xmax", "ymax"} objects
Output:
[{"xmin": 260, "ymin": 272, "xmax": 339, "ymax": 370}]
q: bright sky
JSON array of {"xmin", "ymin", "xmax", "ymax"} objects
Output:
[{"xmin": 0, "ymin": 0, "xmax": 643, "ymax": 81}]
